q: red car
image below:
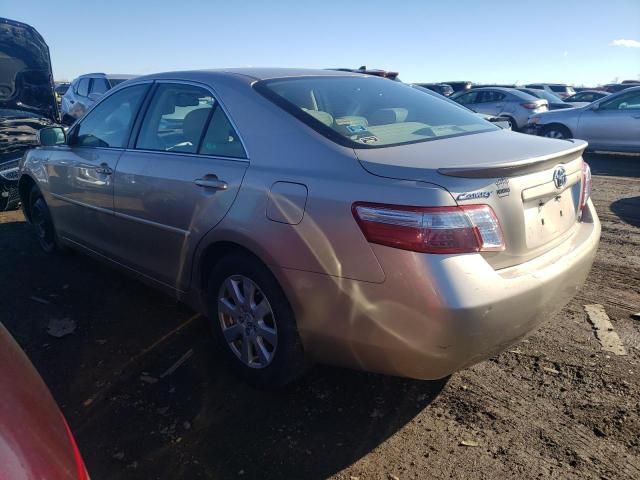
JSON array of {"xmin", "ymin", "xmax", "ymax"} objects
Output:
[{"xmin": 0, "ymin": 323, "xmax": 88, "ymax": 479}]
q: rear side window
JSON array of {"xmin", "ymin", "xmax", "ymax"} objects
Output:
[
  {"xmin": 199, "ymin": 106, "xmax": 246, "ymax": 158},
  {"xmin": 136, "ymin": 84, "xmax": 214, "ymax": 154},
  {"xmin": 90, "ymin": 78, "xmax": 110, "ymax": 95},
  {"xmin": 72, "ymin": 84, "xmax": 148, "ymax": 148},
  {"xmin": 76, "ymin": 78, "xmax": 90, "ymax": 96},
  {"xmin": 256, "ymin": 77, "xmax": 496, "ymax": 148},
  {"xmin": 477, "ymin": 91, "xmax": 505, "ymax": 103},
  {"xmin": 136, "ymin": 83, "xmax": 246, "ymax": 158}
]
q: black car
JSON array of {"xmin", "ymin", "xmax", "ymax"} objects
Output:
[
  {"xmin": 415, "ymin": 83, "xmax": 454, "ymax": 96},
  {"xmin": 602, "ymin": 83, "xmax": 640, "ymax": 93},
  {"xmin": 0, "ymin": 17, "xmax": 59, "ymax": 211},
  {"xmin": 330, "ymin": 66, "xmax": 401, "ymax": 81},
  {"xmin": 443, "ymin": 81, "xmax": 473, "ymax": 93}
]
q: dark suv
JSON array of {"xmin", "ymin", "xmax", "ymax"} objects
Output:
[{"xmin": 415, "ymin": 83, "xmax": 454, "ymax": 96}]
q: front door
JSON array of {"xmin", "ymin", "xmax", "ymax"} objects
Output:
[
  {"xmin": 46, "ymin": 83, "xmax": 150, "ymax": 254},
  {"xmin": 112, "ymin": 82, "xmax": 249, "ymax": 290}
]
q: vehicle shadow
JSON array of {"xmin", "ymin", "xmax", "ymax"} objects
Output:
[
  {"xmin": 75, "ymin": 318, "xmax": 448, "ymax": 480},
  {"xmin": 584, "ymin": 152, "xmax": 640, "ymax": 178},
  {"xmin": 610, "ymin": 196, "xmax": 640, "ymax": 227}
]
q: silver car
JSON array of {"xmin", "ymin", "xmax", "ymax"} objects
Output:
[
  {"xmin": 527, "ymin": 86, "xmax": 640, "ymax": 153},
  {"xmin": 524, "ymin": 83, "xmax": 576, "ymax": 99},
  {"xmin": 61, "ymin": 73, "xmax": 136, "ymax": 123},
  {"xmin": 451, "ymin": 87, "xmax": 548, "ymax": 130},
  {"xmin": 19, "ymin": 69, "xmax": 600, "ymax": 386}
]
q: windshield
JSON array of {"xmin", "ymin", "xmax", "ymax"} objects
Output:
[{"xmin": 255, "ymin": 76, "xmax": 496, "ymax": 148}]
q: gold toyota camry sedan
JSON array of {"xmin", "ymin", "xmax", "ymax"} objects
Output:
[{"xmin": 19, "ymin": 68, "xmax": 599, "ymax": 385}]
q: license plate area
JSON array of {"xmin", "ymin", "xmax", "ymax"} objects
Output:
[{"xmin": 523, "ymin": 185, "xmax": 579, "ymax": 249}]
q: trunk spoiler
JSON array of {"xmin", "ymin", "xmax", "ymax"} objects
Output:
[{"xmin": 437, "ymin": 140, "xmax": 587, "ymax": 178}]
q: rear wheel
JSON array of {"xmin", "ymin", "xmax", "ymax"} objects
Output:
[
  {"xmin": 504, "ymin": 116, "xmax": 518, "ymax": 131},
  {"xmin": 206, "ymin": 252, "xmax": 307, "ymax": 387},
  {"xmin": 29, "ymin": 186, "xmax": 60, "ymax": 254},
  {"xmin": 542, "ymin": 124, "xmax": 572, "ymax": 139}
]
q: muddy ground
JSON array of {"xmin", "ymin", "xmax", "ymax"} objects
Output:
[{"xmin": 1, "ymin": 153, "xmax": 638, "ymax": 479}]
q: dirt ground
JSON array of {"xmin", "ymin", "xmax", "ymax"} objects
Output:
[{"xmin": 1, "ymin": 153, "xmax": 638, "ymax": 480}]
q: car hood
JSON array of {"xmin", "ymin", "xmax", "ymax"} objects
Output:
[{"xmin": 0, "ymin": 18, "xmax": 58, "ymax": 122}]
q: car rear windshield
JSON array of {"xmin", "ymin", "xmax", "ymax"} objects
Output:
[{"xmin": 255, "ymin": 76, "xmax": 497, "ymax": 148}]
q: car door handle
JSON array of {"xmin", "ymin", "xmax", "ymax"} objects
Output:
[
  {"xmin": 194, "ymin": 178, "xmax": 228, "ymax": 190},
  {"xmin": 94, "ymin": 163, "xmax": 113, "ymax": 175},
  {"xmin": 632, "ymin": 114, "xmax": 640, "ymax": 119}
]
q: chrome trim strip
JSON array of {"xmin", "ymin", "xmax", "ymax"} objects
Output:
[
  {"xmin": 50, "ymin": 193, "xmax": 113, "ymax": 215},
  {"xmin": 113, "ymin": 210, "xmax": 189, "ymax": 236},
  {"xmin": 50, "ymin": 193, "xmax": 189, "ymax": 236}
]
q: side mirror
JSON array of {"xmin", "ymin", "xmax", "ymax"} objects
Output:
[
  {"xmin": 590, "ymin": 102, "xmax": 600, "ymax": 111},
  {"xmin": 37, "ymin": 127, "xmax": 66, "ymax": 146},
  {"xmin": 88, "ymin": 92, "xmax": 103, "ymax": 102}
]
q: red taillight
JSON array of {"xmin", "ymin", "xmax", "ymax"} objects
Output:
[
  {"xmin": 579, "ymin": 161, "xmax": 592, "ymax": 213},
  {"xmin": 521, "ymin": 102, "xmax": 543, "ymax": 109},
  {"xmin": 62, "ymin": 417, "xmax": 89, "ymax": 480},
  {"xmin": 352, "ymin": 203, "xmax": 505, "ymax": 254}
]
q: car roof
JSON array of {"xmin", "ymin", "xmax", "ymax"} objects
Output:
[
  {"xmin": 131, "ymin": 68, "xmax": 383, "ymax": 84},
  {"xmin": 77, "ymin": 72, "xmax": 137, "ymax": 79}
]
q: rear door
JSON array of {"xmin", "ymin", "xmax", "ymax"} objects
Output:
[
  {"xmin": 576, "ymin": 90, "xmax": 640, "ymax": 150},
  {"xmin": 46, "ymin": 83, "xmax": 150, "ymax": 253},
  {"xmin": 112, "ymin": 81, "xmax": 249, "ymax": 289},
  {"xmin": 476, "ymin": 90, "xmax": 506, "ymax": 115}
]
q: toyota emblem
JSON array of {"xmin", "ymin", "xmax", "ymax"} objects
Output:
[{"xmin": 553, "ymin": 166, "xmax": 567, "ymax": 189}]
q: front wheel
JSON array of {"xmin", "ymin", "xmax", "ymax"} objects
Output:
[
  {"xmin": 29, "ymin": 186, "xmax": 60, "ymax": 254},
  {"xmin": 542, "ymin": 125, "xmax": 572, "ymax": 139},
  {"xmin": 206, "ymin": 253, "xmax": 307, "ymax": 387}
]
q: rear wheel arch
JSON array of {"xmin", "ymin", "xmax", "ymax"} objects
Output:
[{"xmin": 199, "ymin": 241, "xmax": 275, "ymax": 299}]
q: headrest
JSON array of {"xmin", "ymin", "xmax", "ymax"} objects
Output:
[
  {"xmin": 370, "ymin": 108, "xmax": 409, "ymax": 125},
  {"xmin": 183, "ymin": 108, "xmax": 210, "ymax": 142},
  {"xmin": 302, "ymin": 108, "xmax": 334, "ymax": 127}
]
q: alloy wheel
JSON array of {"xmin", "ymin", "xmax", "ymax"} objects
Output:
[
  {"xmin": 217, "ymin": 275, "xmax": 278, "ymax": 369},
  {"xmin": 544, "ymin": 129, "xmax": 566, "ymax": 139}
]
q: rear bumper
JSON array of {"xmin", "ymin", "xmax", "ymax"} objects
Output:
[{"xmin": 275, "ymin": 200, "xmax": 600, "ymax": 379}]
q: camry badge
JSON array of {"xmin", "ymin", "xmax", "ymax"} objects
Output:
[{"xmin": 553, "ymin": 166, "xmax": 567, "ymax": 189}]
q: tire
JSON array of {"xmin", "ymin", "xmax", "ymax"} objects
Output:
[
  {"xmin": 504, "ymin": 117, "xmax": 518, "ymax": 131},
  {"xmin": 542, "ymin": 124, "xmax": 572, "ymax": 139},
  {"xmin": 28, "ymin": 186, "xmax": 61, "ymax": 254},
  {"xmin": 206, "ymin": 252, "xmax": 307, "ymax": 387}
]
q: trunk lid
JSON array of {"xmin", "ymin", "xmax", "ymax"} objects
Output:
[{"xmin": 354, "ymin": 130, "xmax": 587, "ymax": 269}]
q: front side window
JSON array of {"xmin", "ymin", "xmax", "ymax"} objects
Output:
[
  {"xmin": 71, "ymin": 84, "xmax": 148, "ymax": 148},
  {"xmin": 600, "ymin": 91, "xmax": 640, "ymax": 110}
]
